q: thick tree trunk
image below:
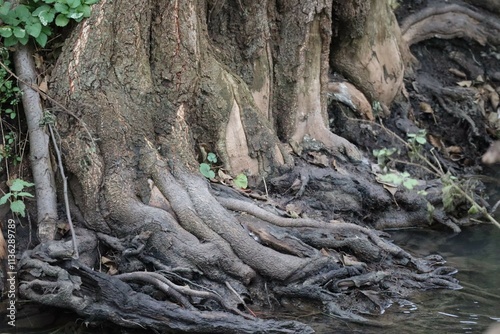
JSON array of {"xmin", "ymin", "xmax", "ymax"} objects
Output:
[{"xmin": 17, "ymin": 0, "xmax": 465, "ymax": 332}]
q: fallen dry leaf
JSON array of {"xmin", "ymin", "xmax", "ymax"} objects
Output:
[
  {"xmin": 457, "ymin": 80, "xmax": 472, "ymax": 87},
  {"xmin": 419, "ymin": 102, "xmax": 434, "ymax": 114},
  {"xmin": 446, "ymin": 146, "xmax": 463, "ymax": 154},
  {"xmin": 448, "ymin": 68, "xmax": 466, "ymax": 78}
]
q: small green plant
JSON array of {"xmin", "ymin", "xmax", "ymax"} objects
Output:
[
  {"xmin": 377, "ymin": 171, "xmax": 419, "ymax": 190},
  {"xmin": 0, "ymin": 48, "xmax": 21, "ymax": 117},
  {"xmin": 199, "ymin": 152, "xmax": 217, "ymax": 179},
  {"xmin": 0, "ymin": 131, "xmax": 22, "ymax": 165},
  {"xmin": 0, "ymin": 178, "xmax": 34, "ymax": 217},
  {"xmin": 0, "ymin": 0, "xmax": 99, "ymax": 47},
  {"xmin": 373, "ymin": 147, "xmax": 397, "ymax": 170},
  {"xmin": 199, "ymin": 152, "xmax": 248, "ymax": 189},
  {"xmin": 407, "ymin": 130, "xmax": 427, "ymax": 160},
  {"xmin": 370, "ymin": 123, "xmax": 499, "ymax": 229}
]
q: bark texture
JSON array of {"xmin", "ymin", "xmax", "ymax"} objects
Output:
[{"xmin": 16, "ymin": 0, "xmax": 467, "ymax": 332}]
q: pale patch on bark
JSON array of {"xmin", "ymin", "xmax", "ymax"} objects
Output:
[
  {"xmin": 362, "ymin": 37, "xmax": 404, "ymax": 106},
  {"xmin": 332, "ymin": 0, "xmax": 406, "ymax": 108},
  {"xmin": 225, "ymin": 100, "xmax": 259, "ymax": 175},
  {"xmin": 291, "ymin": 19, "xmax": 361, "ymax": 161},
  {"xmin": 251, "ymin": 44, "xmax": 272, "ymax": 119},
  {"xmin": 327, "ymin": 81, "xmax": 374, "ymax": 121}
]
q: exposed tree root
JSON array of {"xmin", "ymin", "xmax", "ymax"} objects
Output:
[
  {"xmin": 19, "ymin": 254, "xmax": 313, "ymax": 334},
  {"xmin": 18, "ymin": 154, "xmax": 462, "ymax": 332},
  {"xmin": 401, "ymin": 4, "xmax": 500, "ymax": 46}
]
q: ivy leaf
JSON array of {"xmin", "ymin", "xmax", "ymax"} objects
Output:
[
  {"xmin": 38, "ymin": 9, "xmax": 56, "ymax": 26},
  {"xmin": 85, "ymin": 0, "xmax": 99, "ymax": 4},
  {"xmin": 12, "ymin": 26, "xmax": 26, "ymax": 38},
  {"xmin": 3, "ymin": 35, "xmax": 17, "ymax": 47},
  {"xmin": 14, "ymin": 4, "xmax": 31, "ymax": 20},
  {"xmin": 207, "ymin": 152, "xmax": 217, "ymax": 163},
  {"xmin": 54, "ymin": 3, "xmax": 69, "ymax": 14},
  {"xmin": 55, "ymin": 13, "xmax": 70, "ymax": 27},
  {"xmin": 18, "ymin": 35, "xmax": 29, "ymax": 45},
  {"xmin": 0, "ymin": 26, "xmax": 13, "ymax": 38},
  {"xmin": 32, "ymin": 4, "xmax": 51, "ymax": 17},
  {"xmin": 199, "ymin": 163, "xmax": 215, "ymax": 179},
  {"xmin": 67, "ymin": 0, "xmax": 82, "ymax": 9},
  {"xmin": 26, "ymin": 22, "xmax": 42, "ymax": 37},
  {"xmin": 68, "ymin": 11, "xmax": 84, "ymax": 20},
  {"xmin": 0, "ymin": 1, "xmax": 11, "ymax": 15},
  {"xmin": 10, "ymin": 200, "xmax": 26, "ymax": 217},
  {"xmin": 234, "ymin": 174, "xmax": 248, "ymax": 189},
  {"xmin": 81, "ymin": 4, "xmax": 91, "ymax": 17},
  {"xmin": 35, "ymin": 31, "xmax": 48, "ymax": 47},
  {"xmin": 0, "ymin": 193, "xmax": 11, "ymax": 205}
]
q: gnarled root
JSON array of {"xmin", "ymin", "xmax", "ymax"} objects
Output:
[{"xmin": 401, "ymin": 4, "xmax": 500, "ymax": 46}]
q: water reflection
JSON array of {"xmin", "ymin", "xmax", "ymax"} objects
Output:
[
  {"xmin": 309, "ymin": 225, "xmax": 500, "ymax": 334},
  {"xmin": 310, "ymin": 176, "xmax": 500, "ymax": 333}
]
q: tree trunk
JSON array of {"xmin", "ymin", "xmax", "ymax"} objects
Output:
[{"xmin": 17, "ymin": 0, "xmax": 464, "ymax": 332}]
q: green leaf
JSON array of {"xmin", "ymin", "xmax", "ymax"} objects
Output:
[
  {"xmin": 0, "ymin": 193, "xmax": 11, "ymax": 205},
  {"xmin": 402, "ymin": 178, "xmax": 418, "ymax": 190},
  {"xmin": 416, "ymin": 136, "xmax": 427, "ymax": 145},
  {"xmin": 4, "ymin": 36, "xmax": 18, "ymax": 46},
  {"xmin": 0, "ymin": 1, "xmax": 11, "ymax": 15},
  {"xmin": 234, "ymin": 174, "xmax": 248, "ymax": 189},
  {"xmin": 0, "ymin": 26, "xmax": 12, "ymax": 38},
  {"xmin": 18, "ymin": 34, "xmax": 30, "ymax": 45},
  {"xmin": 32, "ymin": 4, "xmax": 51, "ymax": 16},
  {"xmin": 207, "ymin": 152, "xmax": 217, "ymax": 163},
  {"xmin": 35, "ymin": 31, "xmax": 48, "ymax": 47},
  {"xmin": 468, "ymin": 205, "xmax": 479, "ymax": 215},
  {"xmin": 81, "ymin": 4, "xmax": 91, "ymax": 17},
  {"xmin": 68, "ymin": 11, "xmax": 84, "ymax": 20},
  {"xmin": 12, "ymin": 26, "xmax": 26, "ymax": 38},
  {"xmin": 84, "ymin": 0, "xmax": 99, "ymax": 4},
  {"xmin": 199, "ymin": 163, "xmax": 215, "ymax": 179},
  {"xmin": 38, "ymin": 9, "xmax": 56, "ymax": 26},
  {"xmin": 55, "ymin": 13, "xmax": 69, "ymax": 27},
  {"xmin": 67, "ymin": 0, "xmax": 82, "ymax": 9},
  {"xmin": 16, "ymin": 191, "xmax": 34, "ymax": 197},
  {"xmin": 10, "ymin": 178, "xmax": 34, "ymax": 192},
  {"xmin": 14, "ymin": 4, "xmax": 31, "ymax": 20},
  {"xmin": 26, "ymin": 22, "xmax": 42, "ymax": 37},
  {"xmin": 10, "ymin": 200, "xmax": 26, "ymax": 217},
  {"xmin": 379, "ymin": 173, "xmax": 403, "ymax": 185},
  {"xmin": 54, "ymin": 3, "xmax": 69, "ymax": 14}
]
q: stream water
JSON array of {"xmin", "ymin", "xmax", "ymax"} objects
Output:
[{"xmin": 308, "ymin": 170, "xmax": 500, "ymax": 334}]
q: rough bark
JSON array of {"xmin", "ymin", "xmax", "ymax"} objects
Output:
[{"xmin": 15, "ymin": 0, "xmax": 470, "ymax": 332}]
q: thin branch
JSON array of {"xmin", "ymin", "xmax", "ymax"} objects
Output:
[
  {"xmin": 0, "ymin": 60, "xmax": 96, "ymax": 148},
  {"xmin": 48, "ymin": 123, "xmax": 79, "ymax": 259}
]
